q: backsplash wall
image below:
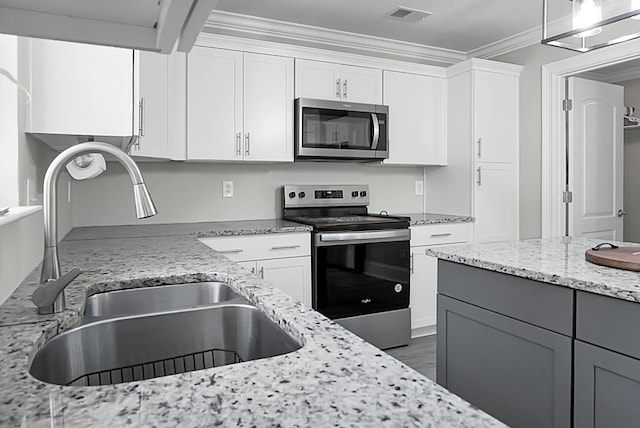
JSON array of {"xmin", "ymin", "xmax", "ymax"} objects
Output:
[{"xmin": 70, "ymin": 161, "xmax": 425, "ymax": 227}]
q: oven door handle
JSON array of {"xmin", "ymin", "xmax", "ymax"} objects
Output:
[{"xmin": 316, "ymin": 229, "xmax": 410, "ymax": 246}]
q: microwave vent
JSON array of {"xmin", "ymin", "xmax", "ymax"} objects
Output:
[{"xmin": 387, "ymin": 7, "xmax": 432, "ymax": 23}]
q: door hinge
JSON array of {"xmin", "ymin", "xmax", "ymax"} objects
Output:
[
  {"xmin": 563, "ymin": 191, "xmax": 573, "ymax": 203},
  {"xmin": 562, "ymin": 99, "xmax": 573, "ymax": 111}
]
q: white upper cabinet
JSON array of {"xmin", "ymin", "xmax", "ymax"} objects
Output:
[
  {"xmin": 27, "ymin": 38, "xmax": 135, "ymax": 139},
  {"xmin": 473, "ymin": 70, "xmax": 519, "ymax": 163},
  {"xmin": 187, "ymin": 46, "xmax": 294, "ymax": 162},
  {"xmin": 383, "ymin": 70, "xmax": 446, "ymax": 166},
  {"xmin": 295, "ymin": 59, "xmax": 382, "ymax": 104}
]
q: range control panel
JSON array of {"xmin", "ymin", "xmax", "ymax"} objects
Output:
[{"xmin": 283, "ymin": 185, "xmax": 369, "ymax": 208}]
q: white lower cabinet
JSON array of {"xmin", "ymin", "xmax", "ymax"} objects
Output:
[
  {"xmin": 199, "ymin": 233, "xmax": 311, "ymax": 307},
  {"xmin": 410, "ymin": 223, "xmax": 472, "ymax": 337}
]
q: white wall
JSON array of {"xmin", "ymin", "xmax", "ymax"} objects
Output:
[
  {"xmin": 70, "ymin": 161, "xmax": 424, "ymax": 226},
  {"xmin": 620, "ymin": 78, "xmax": 640, "ymax": 242},
  {"xmin": 491, "ymin": 44, "xmax": 577, "ymax": 239}
]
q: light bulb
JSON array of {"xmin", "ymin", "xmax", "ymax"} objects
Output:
[{"xmin": 573, "ymin": 0, "xmax": 603, "ymax": 37}]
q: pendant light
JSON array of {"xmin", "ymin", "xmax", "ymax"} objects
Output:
[{"xmin": 542, "ymin": 0, "xmax": 640, "ymax": 52}]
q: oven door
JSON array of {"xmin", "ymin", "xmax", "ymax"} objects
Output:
[{"xmin": 313, "ymin": 229, "xmax": 410, "ymax": 319}]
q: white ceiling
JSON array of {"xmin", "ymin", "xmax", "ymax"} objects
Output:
[{"xmin": 214, "ymin": 0, "xmax": 544, "ymax": 53}]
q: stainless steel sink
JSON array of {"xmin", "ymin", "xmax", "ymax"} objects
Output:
[
  {"xmin": 30, "ymin": 304, "xmax": 301, "ymax": 386},
  {"xmin": 84, "ymin": 281, "xmax": 242, "ymax": 318}
]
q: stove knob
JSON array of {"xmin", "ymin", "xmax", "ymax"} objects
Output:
[
  {"xmin": 298, "ymin": 191, "xmax": 306, "ymax": 198},
  {"xmin": 288, "ymin": 191, "xmax": 296, "ymax": 198},
  {"xmin": 360, "ymin": 191, "xmax": 367, "ymax": 197},
  {"xmin": 351, "ymin": 191, "xmax": 358, "ymax": 197}
]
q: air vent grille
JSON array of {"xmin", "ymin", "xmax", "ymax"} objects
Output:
[{"xmin": 387, "ymin": 7, "xmax": 432, "ymax": 23}]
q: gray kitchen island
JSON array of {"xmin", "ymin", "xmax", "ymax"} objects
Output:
[{"xmin": 427, "ymin": 237, "xmax": 640, "ymax": 428}]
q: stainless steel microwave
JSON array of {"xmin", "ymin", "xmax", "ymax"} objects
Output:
[{"xmin": 295, "ymin": 98, "xmax": 388, "ymax": 162}]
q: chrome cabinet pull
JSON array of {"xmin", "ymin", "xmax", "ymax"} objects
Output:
[
  {"xmin": 236, "ymin": 132, "xmax": 241, "ymax": 156},
  {"xmin": 336, "ymin": 79, "xmax": 341, "ymax": 98},
  {"xmin": 410, "ymin": 253, "xmax": 414, "ymax": 274},
  {"xmin": 259, "ymin": 267, "xmax": 264, "ymax": 279},
  {"xmin": 270, "ymin": 244, "xmax": 301, "ymax": 250},
  {"xmin": 245, "ymin": 133, "xmax": 250, "ymax": 156},
  {"xmin": 477, "ymin": 138, "xmax": 481, "ymax": 157},
  {"xmin": 343, "ymin": 79, "xmax": 348, "ymax": 98},
  {"xmin": 430, "ymin": 232, "xmax": 453, "ymax": 238},
  {"xmin": 217, "ymin": 248, "xmax": 244, "ymax": 254},
  {"xmin": 477, "ymin": 166, "xmax": 482, "ymax": 185},
  {"xmin": 250, "ymin": 266, "xmax": 256, "ymax": 274},
  {"xmin": 139, "ymin": 97, "xmax": 145, "ymax": 137}
]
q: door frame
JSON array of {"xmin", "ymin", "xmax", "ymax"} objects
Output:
[{"xmin": 541, "ymin": 39, "xmax": 640, "ymax": 238}]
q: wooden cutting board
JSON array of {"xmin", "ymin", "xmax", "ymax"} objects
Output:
[{"xmin": 585, "ymin": 246, "xmax": 640, "ymax": 271}]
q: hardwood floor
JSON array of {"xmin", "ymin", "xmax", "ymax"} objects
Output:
[{"xmin": 385, "ymin": 335, "xmax": 436, "ymax": 381}]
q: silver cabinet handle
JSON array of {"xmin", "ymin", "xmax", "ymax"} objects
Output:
[
  {"xmin": 270, "ymin": 244, "xmax": 301, "ymax": 250},
  {"xmin": 250, "ymin": 266, "xmax": 256, "ymax": 274},
  {"xmin": 618, "ymin": 209, "xmax": 628, "ymax": 217},
  {"xmin": 336, "ymin": 79, "xmax": 341, "ymax": 98},
  {"xmin": 343, "ymin": 79, "xmax": 348, "ymax": 98},
  {"xmin": 371, "ymin": 113, "xmax": 380, "ymax": 150},
  {"xmin": 245, "ymin": 133, "xmax": 250, "ymax": 156},
  {"xmin": 410, "ymin": 253, "xmax": 414, "ymax": 274},
  {"xmin": 236, "ymin": 132, "xmax": 242, "ymax": 156},
  {"xmin": 477, "ymin": 138, "xmax": 481, "ymax": 158},
  {"xmin": 430, "ymin": 232, "xmax": 453, "ymax": 238},
  {"xmin": 477, "ymin": 166, "xmax": 482, "ymax": 185},
  {"xmin": 259, "ymin": 266, "xmax": 264, "ymax": 279},
  {"xmin": 139, "ymin": 97, "xmax": 145, "ymax": 137},
  {"xmin": 217, "ymin": 248, "xmax": 244, "ymax": 254}
]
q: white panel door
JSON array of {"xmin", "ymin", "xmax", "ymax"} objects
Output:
[
  {"xmin": 294, "ymin": 59, "xmax": 341, "ymax": 101},
  {"xmin": 383, "ymin": 71, "xmax": 446, "ymax": 165},
  {"xmin": 473, "ymin": 70, "xmax": 518, "ymax": 163},
  {"xmin": 340, "ymin": 64, "xmax": 383, "ymax": 104},
  {"xmin": 187, "ymin": 46, "xmax": 243, "ymax": 160},
  {"xmin": 474, "ymin": 162, "xmax": 518, "ymax": 243},
  {"xmin": 258, "ymin": 257, "xmax": 311, "ymax": 307},
  {"xmin": 243, "ymin": 53, "xmax": 294, "ymax": 162},
  {"xmin": 569, "ymin": 77, "xmax": 624, "ymax": 240},
  {"xmin": 132, "ymin": 51, "xmax": 170, "ymax": 158}
]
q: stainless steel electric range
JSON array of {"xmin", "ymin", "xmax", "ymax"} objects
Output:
[{"xmin": 283, "ymin": 184, "xmax": 411, "ymax": 349}]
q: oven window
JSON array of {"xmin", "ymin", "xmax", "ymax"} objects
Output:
[
  {"xmin": 302, "ymin": 108, "xmax": 373, "ymax": 150},
  {"xmin": 315, "ymin": 240, "xmax": 410, "ymax": 319}
]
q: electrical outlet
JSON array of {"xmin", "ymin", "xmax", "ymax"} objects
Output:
[
  {"xmin": 415, "ymin": 180, "xmax": 424, "ymax": 196},
  {"xmin": 223, "ymin": 181, "xmax": 234, "ymax": 198}
]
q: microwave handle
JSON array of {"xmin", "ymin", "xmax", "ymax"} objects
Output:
[{"xmin": 371, "ymin": 113, "xmax": 380, "ymax": 150}]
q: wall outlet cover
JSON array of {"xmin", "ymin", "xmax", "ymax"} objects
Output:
[
  {"xmin": 223, "ymin": 181, "xmax": 234, "ymax": 198},
  {"xmin": 415, "ymin": 180, "xmax": 424, "ymax": 196}
]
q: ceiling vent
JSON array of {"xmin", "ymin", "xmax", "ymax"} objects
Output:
[{"xmin": 387, "ymin": 6, "xmax": 432, "ymax": 23}]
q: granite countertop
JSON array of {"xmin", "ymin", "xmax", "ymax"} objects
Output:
[
  {"xmin": 426, "ymin": 236, "xmax": 640, "ymax": 304},
  {"xmin": 0, "ymin": 220, "xmax": 503, "ymax": 427},
  {"xmin": 397, "ymin": 213, "xmax": 475, "ymax": 226}
]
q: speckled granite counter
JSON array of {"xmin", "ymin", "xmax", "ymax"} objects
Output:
[
  {"xmin": 398, "ymin": 213, "xmax": 474, "ymax": 226},
  {"xmin": 0, "ymin": 221, "xmax": 503, "ymax": 427},
  {"xmin": 426, "ymin": 236, "xmax": 640, "ymax": 304}
]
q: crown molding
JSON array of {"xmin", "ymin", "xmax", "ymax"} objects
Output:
[
  {"xmin": 466, "ymin": 26, "xmax": 542, "ymax": 59},
  {"xmin": 204, "ymin": 11, "xmax": 466, "ymax": 65},
  {"xmin": 446, "ymin": 58, "xmax": 523, "ymax": 78}
]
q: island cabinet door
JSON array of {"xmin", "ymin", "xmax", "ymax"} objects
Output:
[
  {"xmin": 436, "ymin": 294, "xmax": 572, "ymax": 428},
  {"xmin": 574, "ymin": 340, "xmax": 640, "ymax": 428}
]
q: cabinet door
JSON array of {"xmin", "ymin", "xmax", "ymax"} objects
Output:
[
  {"xmin": 28, "ymin": 39, "xmax": 134, "ymax": 136},
  {"xmin": 295, "ymin": 59, "xmax": 341, "ymax": 101},
  {"xmin": 575, "ymin": 340, "xmax": 640, "ymax": 428},
  {"xmin": 383, "ymin": 71, "xmax": 446, "ymax": 165},
  {"xmin": 131, "ymin": 51, "xmax": 170, "ymax": 158},
  {"xmin": 474, "ymin": 162, "xmax": 518, "ymax": 243},
  {"xmin": 340, "ymin": 64, "xmax": 382, "ymax": 104},
  {"xmin": 243, "ymin": 53, "xmax": 294, "ymax": 162},
  {"xmin": 410, "ymin": 249, "xmax": 437, "ymax": 333},
  {"xmin": 473, "ymin": 70, "xmax": 518, "ymax": 163},
  {"xmin": 258, "ymin": 257, "xmax": 311, "ymax": 307},
  {"xmin": 437, "ymin": 294, "xmax": 572, "ymax": 428},
  {"xmin": 187, "ymin": 46, "xmax": 243, "ymax": 160}
]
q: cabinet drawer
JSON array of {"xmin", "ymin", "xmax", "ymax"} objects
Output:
[
  {"xmin": 577, "ymin": 291, "xmax": 640, "ymax": 359},
  {"xmin": 438, "ymin": 260, "xmax": 573, "ymax": 336},
  {"xmin": 199, "ymin": 233, "xmax": 310, "ymax": 262},
  {"xmin": 410, "ymin": 223, "xmax": 472, "ymax": 247}
]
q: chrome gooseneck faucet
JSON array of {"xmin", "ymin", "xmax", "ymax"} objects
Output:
[{"xmin": 32, "ymin": 142, "xmax": 157, "ymax": 314}]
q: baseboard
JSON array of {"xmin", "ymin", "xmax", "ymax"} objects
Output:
[{"xmin": 411, "ymin": 324, "xmax": 436, "ymax": 338}]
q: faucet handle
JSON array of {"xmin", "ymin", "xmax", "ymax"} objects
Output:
[{"xmin": 32, "ymin": 267, "xmax": 82, "ymax": 314}]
